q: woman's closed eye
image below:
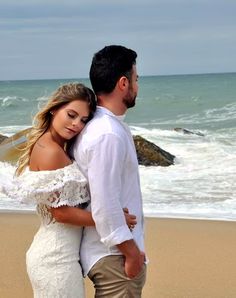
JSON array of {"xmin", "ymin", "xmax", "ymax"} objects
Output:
[
  {"xmin": 67, "ymin": 112, "xmax": 76, "ymax": 119},
  {"xmin": 67, "ymin": 111, "xmax": 89, "ymax": 124},
  {"xmin": 81, "ymin": 117, "xmax": 89, "ymax": 124}
]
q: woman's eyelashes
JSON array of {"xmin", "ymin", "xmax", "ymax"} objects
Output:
[
  {"xmin": 67, "ymin": 112, "xmax": 76, "ymax": 119},
  {"xmin": 67, "ymin": 112, "xmax": 89, "ymax": 124},
  {"xmin": 81, "ymin": 118, "xmax": 89, "ymax": 124}
]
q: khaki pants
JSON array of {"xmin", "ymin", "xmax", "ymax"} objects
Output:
[{"xmin": 88, "ymin": 255, "xmax": 146, "ymax": 298}]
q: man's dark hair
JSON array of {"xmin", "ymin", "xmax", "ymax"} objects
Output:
[{"xmin": 89, "ymin": 45, "xmax": 137, "ymax": 95}]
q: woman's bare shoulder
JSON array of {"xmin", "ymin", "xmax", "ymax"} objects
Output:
[{"xmin": 30, "ymin": 140, "xmax": 71, "ymax": 171}]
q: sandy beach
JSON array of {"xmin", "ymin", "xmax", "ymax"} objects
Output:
[{"xmin": 0, "ymin": 212, "xmax": 236, "ymax": 298}]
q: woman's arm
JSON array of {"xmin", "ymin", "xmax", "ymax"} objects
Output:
[
  {"xmin": 50, "ymin": 206, "xmax": 137, "ymax": 229},
  {"xmin": 123, "ymin": 208, "xmax": 137, "ymax": 230},
  {"xmin": 50, "ymin": 206, "xmax": 95, "ymax": 226}
]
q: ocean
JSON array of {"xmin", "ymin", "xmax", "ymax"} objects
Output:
[{"xmin": 0, "ymin": 73, "xmax": 236, "ymax": 221}]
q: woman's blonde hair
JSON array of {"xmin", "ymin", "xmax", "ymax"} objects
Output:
[{"xmin": 15, "ymin": 83, "xmax": 96, "ymax": 176}]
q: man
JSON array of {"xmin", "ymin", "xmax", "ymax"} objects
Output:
[{"xmin": 73, "ymin": 45, "xmax": 146, "ymax": 297}]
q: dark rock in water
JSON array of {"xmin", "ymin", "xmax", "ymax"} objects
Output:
[
  {"xmin": 0, "ymin": 129, "xmax": 175, "ymax": 167},
  {"xmin": 174, "ymin": 127, "xmax": 205, "ymax": 137},
  {"xmin": 0, "ymin": 128, "xmax": 31, "ymax": 162},
  {"xmin": 0, "ymin": 134, "xmax": 8, "ymax": 144},
  {"xmin": 133, "ymin": 135, "xmax": 175, "ymax": 166}
]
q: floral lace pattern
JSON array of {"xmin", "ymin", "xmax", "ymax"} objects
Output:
[
  {"xmin": 4, "ymin": 161, "xmax": 90, "ymax": 224},
  {"xmin": 3, "ymin": 161, "xmax": 89, "ymax": 297},
  {"xmin": 26, "ymin": 222, "xmax": 85, "ymax": 297}
]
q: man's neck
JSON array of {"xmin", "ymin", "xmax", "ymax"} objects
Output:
[{"xmin": 97, "ymin": 97, "xmax": 127, "ymax": 116}]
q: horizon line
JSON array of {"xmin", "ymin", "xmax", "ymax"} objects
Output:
[{"xmin": 1, "ymin": 71, "xmax": 236, "ymax": 82}]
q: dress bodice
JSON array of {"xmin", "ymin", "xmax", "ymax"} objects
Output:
[{"xmin": 3, "ymin": 161, "xmax": 90, "ymax": 224}]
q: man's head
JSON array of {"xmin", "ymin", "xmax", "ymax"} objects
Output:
[{"xmin": 89, "ymin": 45, "xmax": 138, "ymax": 110}]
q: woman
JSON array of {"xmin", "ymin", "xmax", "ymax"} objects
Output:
[{"xmin": 5, "ymin": 83, "xmax": 136, "ymax": 297}]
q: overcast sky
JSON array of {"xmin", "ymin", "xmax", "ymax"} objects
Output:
[{"xmin": 0, "ymin": 0, "xmax": 235, "ymax": 80}]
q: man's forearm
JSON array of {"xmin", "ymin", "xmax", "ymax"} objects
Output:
[{"xmin": 117, "ymin": 239, "xmax": 140, "ymax": 257}]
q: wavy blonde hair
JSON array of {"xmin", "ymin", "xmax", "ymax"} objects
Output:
[{"xmin": 15, "ymin": 83, "xmax": 96, "ymax": 176}]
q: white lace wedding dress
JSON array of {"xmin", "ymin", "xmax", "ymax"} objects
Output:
[{"xmin": 3, "ymin": 162, "xmax": 90, "ymax": 298}]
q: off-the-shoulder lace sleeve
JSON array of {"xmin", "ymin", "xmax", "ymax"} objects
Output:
[{"xmin": 4, "ymin": 162, "xmax": 90, "ymax": 208}]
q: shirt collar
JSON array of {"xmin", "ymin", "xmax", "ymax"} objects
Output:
[{"xmin": 96, "ymin": 106, "xmax": 126, "ymax": 122}]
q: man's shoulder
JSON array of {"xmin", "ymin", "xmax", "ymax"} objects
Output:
[{"xmin": 86, "ymin": 112, "xmax": 123, "ymax": 135}]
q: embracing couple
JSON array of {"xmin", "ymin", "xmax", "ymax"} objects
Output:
[{"xmin": 9, "ymin": 45, "xmax": 146, "ymax": 297}]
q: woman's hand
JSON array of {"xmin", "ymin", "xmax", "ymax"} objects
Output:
[{"xmin": 123, "ymin": 208, "xmax": 137, "ymax": 231}]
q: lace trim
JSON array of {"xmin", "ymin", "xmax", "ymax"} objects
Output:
[{"xmin": 2, "ymin": 161, "xmax": 90, "ymax": 224}]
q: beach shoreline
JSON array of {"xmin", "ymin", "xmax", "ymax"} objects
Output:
[{"xmin": 1, "ymin": 212, "xmax": 236, "ymax": 298}]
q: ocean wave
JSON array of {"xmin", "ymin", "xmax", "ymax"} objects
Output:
[
  {"xmin": 205, "ymin": 102, "xmax": 236, "ymax": 121},
  {"xmin": 165, "ymin": 102, "xmax": 236, "ymax": 125},
  {"xmin": 133, "ymin": 102, "xmax": 236, "ymax": 129},
  {"xmin": 130, "ymin": 126, "xmax": 207, "ymax": 139},
  {"xmin": 36, "ymin": 95, "xmax": 49, "ymax": 102},
  {"xmin": 0, "ymin": 125, "xmax": 30, "ymax": 136},
  {"xmin": 0, "ymin": 96, "xmax": 29, "ymax": 107},
  {"xmin": 1, "ymin": 141, "xmax": 235, "ymax": 221}
]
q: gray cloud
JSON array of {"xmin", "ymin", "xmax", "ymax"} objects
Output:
[{"xmin": 0, "ymin": 0, "xmax": 235, "ymax": 80}]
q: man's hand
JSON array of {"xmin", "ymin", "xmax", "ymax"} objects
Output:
[
  {"xmin": 124, "ymin": 250, "xmax": 145, "ymax": 279},
  {"xmin": 117, "ymin": 240, "xmax": 145, "ymax": 279}
]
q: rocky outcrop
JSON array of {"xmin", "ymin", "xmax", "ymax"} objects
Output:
[
  {"xmin": 0, "ymin": 128, "xmax": 31, "ymax": 163},
  {"xmin": 0, "ymin": 134, "xmax": 8, "ymax": 144},
  {"xmin": 0, "ymin": 129, "xmax": 175, "ymax": 166},
  {"xmin": 133, "ymin": 135, "xmax": 175, "ymax": 166},
  {"xmin": 174, "ymin": 127, "xmax": 205, "ymax": 137}
]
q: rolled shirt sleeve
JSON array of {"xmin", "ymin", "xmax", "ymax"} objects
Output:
[{"xmin": 87, "ymin": 133, "xmax": 133, "ymax": 247}]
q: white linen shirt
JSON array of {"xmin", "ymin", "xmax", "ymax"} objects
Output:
[{"xmin": 72, "ymin": 106, "xmax": 145, "ymax": 276}]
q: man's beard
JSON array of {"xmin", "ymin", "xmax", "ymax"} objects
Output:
[{"xmin": 122, "ymin": 88, "xmax": 137, "ymax": 109}]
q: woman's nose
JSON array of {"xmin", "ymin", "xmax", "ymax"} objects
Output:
[{"xmin": 72, "ymin": 118, "xmax": 84, "ymax": 129}]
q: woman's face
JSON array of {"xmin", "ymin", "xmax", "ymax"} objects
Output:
[{"xmin": 51, "ymin": 99, "xmax": 90, "ymax": 141}]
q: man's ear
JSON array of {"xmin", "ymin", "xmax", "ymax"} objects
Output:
[{"xmin": 117, "ymin": 76, "xmax": 129, "ymax": 91}]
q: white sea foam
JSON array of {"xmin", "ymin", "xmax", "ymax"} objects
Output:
[
  {"xmin": 130, "ymin": 125, "xmax": 236, "ymax": 220},
  {"xmin": 0, "ymin": 96, "xmax": 29, "ymax": 107},
  {"xmin": 0, "ymin": 162, "xmax": 35, "ymax": 211},
  {"xmin": 148, "ymin": 102, "xmax": 236, "ymax": 126},
  {"xmin": 36, "ymin": 95, "xmax": 49, "ymax": 102}
]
